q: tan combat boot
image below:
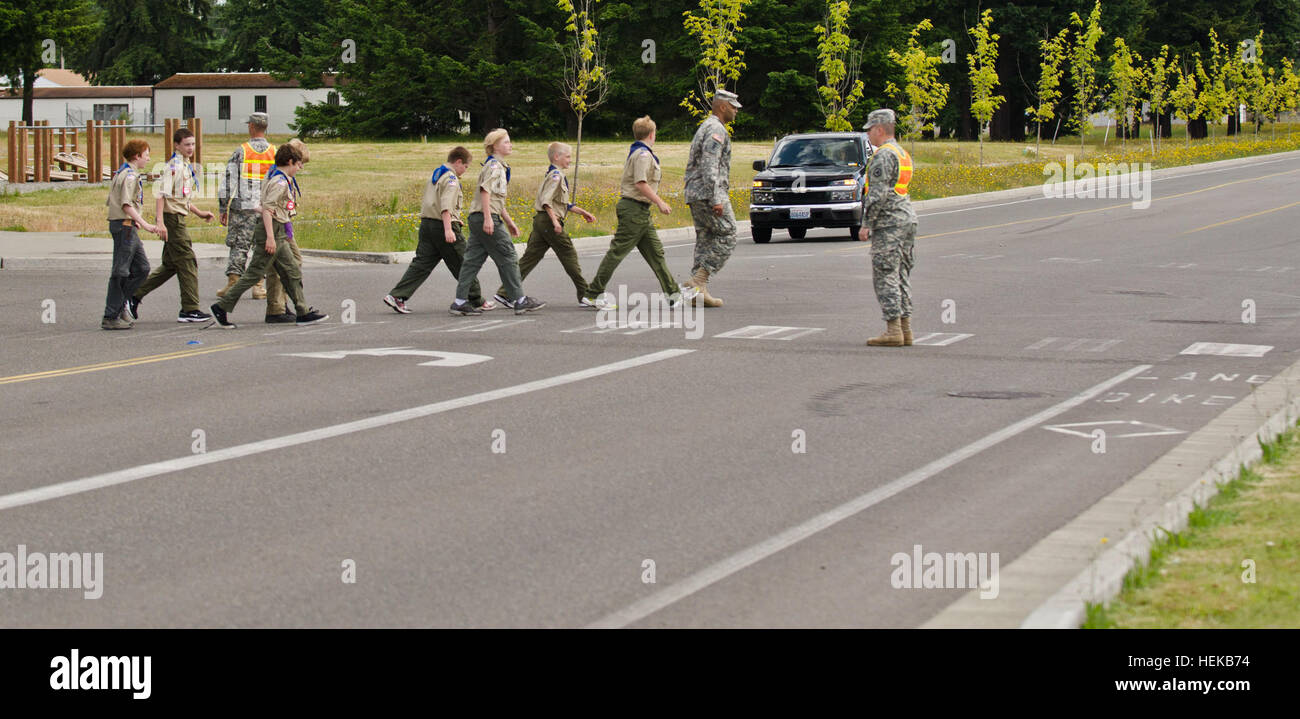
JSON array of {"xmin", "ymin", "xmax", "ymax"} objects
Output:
[
  {"xmin": 215, "ymin": 273, "xmax": 238, "ymax": 298},
  {"xmin": 690, "ymin": 268, "xmax": 724, "ymax": 307},
  {"xmin": 251, "ymin": 278, "xmax": 267, "ymax": 300},
  {"xmin": 900, "ymin": 316, "xmax": 913, "ymax": 346},
  {"xmin": 866, "ymin": 318, "xmax": 904, "ymax": 346}
]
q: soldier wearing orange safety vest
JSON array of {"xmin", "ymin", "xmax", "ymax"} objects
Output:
[
  {"xmin": 858, "ymin": 108, "xmax": 918, "ymax": 347},
  {"xmin": 217, "ymin": 112, "xmax": 278, "ymax": 310}
]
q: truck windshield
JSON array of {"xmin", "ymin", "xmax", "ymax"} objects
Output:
[{"xmin": 770, "ymin": 138, "xmax": 862, "ymax": 167}]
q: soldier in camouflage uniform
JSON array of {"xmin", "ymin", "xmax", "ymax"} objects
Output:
[
  {"xmin": 681, "ymin": 88, "xmax": 742, "ymax": 307},
  {"xmin": 217, "ymin": 112, "xmax": 275, "ymax": 303},
  {"xmin": 858, "ymin": 109, "xmax": 918, "ymax": 347}
]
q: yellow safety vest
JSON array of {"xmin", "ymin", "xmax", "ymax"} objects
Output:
[
  {"xmin": 877, "ymin": 143, "xmax": 913, "ymax": 196},
  {"xmin": 241, "ymin": 142, "xmax": 277, "ymax": 180}
]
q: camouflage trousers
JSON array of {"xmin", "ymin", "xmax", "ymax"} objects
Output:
[
  {"xmin": 870, "ymin": 222, "xmax": 916, "ymax": 322},
  {"xmin": 688, "ymin": 201, "xmax": 738, "ymax": 275},
  {"xmin": 223, "ymin": 209, "xmax": 260, "ymax": 276}
]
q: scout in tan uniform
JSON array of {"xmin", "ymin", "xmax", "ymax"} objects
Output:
[
  {"xmin": 129, "ymin": 127, "xmax": 215, "ymax": 322},
  {"xmin": 102, "ymin": 139, "xmax": 159, "ymax": 329},
  {"xmin": 262, "ymin": 138, "xmax": 311, "ymax": 322},
  {"xmin": 210, "ymin": 143, "xmax": 328, "ymax": 328},
  {"xmin": 383, "ymin": 146, "xmax": 494, "ymax": 314},
  {"xmin": 495, "ymin": 142, "xmax": 597, "ymax": 305},
  {"xmin": 451, "ymin": 128, "xmax": 545, "ymax": 316},
  {"xmin": 581, "ymin": 116, "xmax": 687, "ymax": 309}
]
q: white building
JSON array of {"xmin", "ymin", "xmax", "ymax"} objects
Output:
[
  {"xmin": 153, "ymin": 73, "xmax": 340, "ymax": 135},
  {"xmin": 0, "ymin": 85, "xmax": 154, "ymax": 126}
]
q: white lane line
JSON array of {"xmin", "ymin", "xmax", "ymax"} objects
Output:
[
  {"xmin": 588, "ymin": 363, "xmax": 1153, "ymax": 629},
  {"xmin": 0, "ymin": 349, "xmax": 695, "ymax": 512},
  {"xmin": 912, "ymin": 332, "xmax": 973, "ymax": 346}
]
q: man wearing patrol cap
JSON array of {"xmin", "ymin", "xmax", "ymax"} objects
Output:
[
  {"xmin": 217, "ymin": 112, "xmax": 275, "ymax": 306},
  {"xmin": 858, "ymin": 108, "xmax": 918, "ymax": 347},
  {"xmin": 680, "ymin": 88, "xmax": 742, "ymax": 307}
]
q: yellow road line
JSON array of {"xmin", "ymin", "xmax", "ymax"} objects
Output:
[
  {"xmin": 0, "ymin": 341, "xmax": 258, "ymax": 385},
  {"xmin": 1182, "ymin": 200, "xmax": 1300, "ymax": 234},
  {"xmin": 827, "ymin": 166, "xmax": 1300, "ymax": 252}
]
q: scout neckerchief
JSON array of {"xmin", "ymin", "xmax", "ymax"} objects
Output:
[
  {"xmin": 628, "ymin": 141, "xmax": 659, "ymax": 165},
  {"xmin": 169, "ymin": 152, "xmax": 199, "ymax": 195},
  {"xmin": 546, "ymin": 164, "xmax": 575, "ymax": 211},
  {"xmin": 266, "ymin": 166, "xmax": 301, "ymax": 200},
  {"xmin": 431, "ymin": 164, "xmax": 453, "ymax": 186},
  {"xmin": 118, "ymin": 162, "xmax": 145, "ymax": 206},
  {"xmin": 484, "ymin": 155, "xmax": 510, "ymax": 184}
]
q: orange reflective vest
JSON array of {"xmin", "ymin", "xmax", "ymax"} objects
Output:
[
  {"xmin": 877, "ymin": 143, "xmax": 913, "ymax": 196},
  {"xmin": 241, "ymin": 142, "xmax": 277, "ymax": 180}
]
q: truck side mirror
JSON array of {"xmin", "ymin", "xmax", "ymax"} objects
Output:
[{"xmin": 752, "ymin": 160, "xmax": 766, "ymax": 171}]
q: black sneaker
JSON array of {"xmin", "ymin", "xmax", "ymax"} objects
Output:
[
  {"xmin": 209, "ymin": 303, "xmax": 237, "ymax": 329},
  {"xmin": 295, "ymin": 309, "xmax": 329, "ymax": 326},
  {"xmin": 178, "ymin": 309, "xmax": 212, "ymax": 323},
  {"xmin": 265, "ymin": 311, "xmax": 296, "ymax": 324},
  {"xmin": 448, "ymin": 301, "xmax": 482, "ymax": 316},
  {"xmin": 512, "ymin": 295, "xmax": 546, "ymax": 315},
  {"xmin": 126, "ymin": 296, "xmax": 141, "ymax": 320}
]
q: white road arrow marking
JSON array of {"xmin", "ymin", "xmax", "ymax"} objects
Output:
[{"xmin": 280, "ymin": 346, "xmax": 492, "ymax": 367}]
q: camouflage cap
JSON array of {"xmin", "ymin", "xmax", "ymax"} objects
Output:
[
  {"xmin": 713, "ymin": 88, "xmax": 742, "ymax": 108},
  {"xmin": 245, "ymin": 112, "xmax": 269, "ymax": 128},
  {"xmin": 863, "ymin": 108, "xmax": 896, "ymax": 130}
]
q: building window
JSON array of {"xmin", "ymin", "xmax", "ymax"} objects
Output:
[
  {"xmin": 182, "ymin": 96, "xmax": 195, "ymax": 119},
  {"xmin": 254, "ymin": 95, "xmax": 267, "ymax": 114},
  {"xmin": 93, "ymin": 104, "xmax": 128, "ymax": 122},
  {"xmin": 218, "ymin": 95, "xmax": 231, "ymax": 120},
  {"xmin": 327, "ymin": 91, "xmax": 339, "ymax": 106}
]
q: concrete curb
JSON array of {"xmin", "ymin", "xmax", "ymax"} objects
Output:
[
  {"xmin": 922, "ymin": 356, "xmax": 1300, "ymax": 629},
  {"xmin": 0, "ymin": 255, "xmax": 227, "ymax": 271}
]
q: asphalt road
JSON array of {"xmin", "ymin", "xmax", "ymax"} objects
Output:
[{"xmin": 2, "ymin": 154, "xmax": 1299, "ymax": 627}]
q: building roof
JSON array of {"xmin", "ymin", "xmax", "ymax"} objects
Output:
[
  {"xmin": 36, "ymin": 69, "xmax": 91, "ymax": 87},
  {"xmin": 0, "ymin": 86, "xmax": 152, "ymax": 99},
  {"xmin": 154, "ymin": 72, "xmax": 337, "ymax": 90}
]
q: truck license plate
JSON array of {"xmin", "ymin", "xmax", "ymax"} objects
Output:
[{"xmin": 789, "ymin": 208, "xmax": 810, "ymax": 220}]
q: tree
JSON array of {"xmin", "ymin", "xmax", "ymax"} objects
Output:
[
  {"xmin": 1028, "ymin": 26, "xmax": 1069, "ymax": 159},
  {"xmin": 680, "ymin": 0, "xmax": 752, "ymax": 120},
  {"xmin": 966, "ymin": 8, "xmax": 1003, "ymax": 167},
  {"xmin": 885, "ymin": 18, "xmax": 948, "ymax": 155},
  {"xmin": 1196, "ymin": 43, "xmax": 1228, "ymax": 141},
  {"xmin": 0, "ymin": 0, "xmax": 98, "ymax": 124},
  {"xmin": 1145, "ymin": 45, "xmax": 1174, "ymax": 151},
  {"xmin": 557, "ymin": 0, "xmax": 609, "ymax": 199},
  {"xmin": 1169, "ymin": 56, "xmax": 1199, "ymax": 145},
  {"xmin": 1276, "ymin": 58, "xmax": 1300, "ymax": 140},
  {"xmin": 75, "ymin": 0, "xmax": 214, "ymax": 85},
  {"xmin": 1068, "ymin": 0, "xmax": 1105, "ymax": 153},
  {"xmin": 1108, "ymin": 38, "xmax": 1143, "ymax": 147},
  {"xmin": 1238, "ymin": 30, "xmax": 1267, "ymax": 135},
  {"xmin": 814, "ymin": 0, "xmax": 864, "ymax": 131},
  {"xmin": 213, "ymin": 0, "xmax": 319, "ymax": 72}
]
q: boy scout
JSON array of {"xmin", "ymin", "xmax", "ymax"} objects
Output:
[
  {"xmin": 495, "ymin": 142, "xmax": 597, "ymax": 305},
  {"xmin": 102, "ymin": 139, "xmax": 159, "ymax": 329},
  {"xmin": 681, "ymin": 89, "xmax": 741, "ymax": 308},
  {"xmin": 217, "ymin": 112, "xmax": 274, "ymax": 302},
  {"xmin": 383, "ymin": 146, "xmax": 495, "ymax": 314},
  {"xmin": 210, "ymin": 143, "xmax": 328, "ymax": 328},
  {"xmin": 451, "ymin": 128, "xmax": 544, "ymax": 316},
  {"xmin": 128, "ymin": 127, "xmax": 215, "ymax": 323},
  {"xmin": 581, "ymin": 116, "xmax": 686, "ymax": 309},
  {"xmin": 262, "ymin": 138, "xmax": 311, "ymax": 322},
  {"xmin": 857, "ymin": 109, "xmax": 918, "ymax": 347}
]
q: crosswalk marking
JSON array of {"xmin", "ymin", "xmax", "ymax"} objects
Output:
[
  {"xmin": 911, "ymin": 332, "xmax": 973, "ymax": 346},
  {"xmin": 712, "ymin": 325, "xmax": 825, "ymax": 341},
  {"xmin": 1179, "ymin": 342, "xmax": 1272, "ymax": 358},
  {"xmin": 1026, "ymin": 337, "xmax": 1122, "ymax": 352}
]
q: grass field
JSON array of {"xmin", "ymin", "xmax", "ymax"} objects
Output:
[{"xmin": 3, "ymin": 123, "xmax": 1299, "ymax": 251}]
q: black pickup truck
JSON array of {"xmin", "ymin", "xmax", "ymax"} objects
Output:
[{"xmin": 748, "ymin": 132, "xmax": 872, "ymax": 243}]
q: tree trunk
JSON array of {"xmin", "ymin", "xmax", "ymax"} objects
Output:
[
  {"xmin": 1187, "ymin": 118, "xmax": 1207, "ymax": 139},
  {"xmin": 22, "ymin": 68, "xmax": 35, "ymax": 125},
  {"xmin": 573, "ymin": 114, "xmax": 584, "ymax": 201}
]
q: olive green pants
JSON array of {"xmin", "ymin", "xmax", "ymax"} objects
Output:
[
  {"xmin": 133, "ymin": 213, "xmax": 201, "ymax": 312},
  {"xmin": 584, "ymin": 198, "xmax": 676, "ymax": 299},
  {"xmin": 498, "ymin": 211, "xmax": 589, "ymax": 301},
  {"xmin": 217, "ymin": 221, "xmax": 308, "ymax": 315}
]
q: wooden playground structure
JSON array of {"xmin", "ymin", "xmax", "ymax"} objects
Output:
[{"xmin": 3, "ymin": 118, "xmax": 204, "ymax": 184}]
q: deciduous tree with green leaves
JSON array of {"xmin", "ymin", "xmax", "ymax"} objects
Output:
[
  {"xmin": 1146, "ymin": 45, "xmax": 1174, "ymax": 153},
  {"xmin": 0, "ymin": 0, "xmax": 97, "ymax": 124},
  {"xmin": 1108, "ymin": 38, "xmax": 1142, "ymax": 148},
  {"xmin": 814, "ymin": 0, "xmax": 864, "ymax": 132},
  {"xmin": 1028, "ymin": 26, "xmax": 1069, "ymax": 159},
  {"xmin": 680, "ymin": 0, "xmax": 752, "ymax": 120},
  {"xmin": 966, "ymin": 8, "xmax": 1003, "ymax": 167},
  {"xmin": 1196, "ymin": 42, "xmax": 1229, "ymax": 141},
  {"xmin": 1170, "ymin": 57, "xmax": 1200, "ymax": 146},
  {"xmin": 558, "ymin": 0, "xmax": 609, "ymax": 198},
  {"xmin": 884, "ymin": 18, "xmax": 949, "ymax": 157},
  {"xmin": 1068, "ymin": 0, "xmax": 1105, "ymax": 153}
]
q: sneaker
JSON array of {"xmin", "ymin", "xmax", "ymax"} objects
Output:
[
  {"xmin": 117, "ymin": 303, "xmax": 134, "ymax": 324},
  {"xmin": 492, "ymin": 293, "xmax": 514, "ymax": 309},
  {"xmin": 579, "ymin": 295, "xmax": 617, "ymax": 310},
  {"xmin": 295, "ymin": 309, "xmax": 330, "ymax": 326},
  {"xmin": 209, "ymin": 303, "xmax": 237, "ymax": 329},
  {"xmin": 476, "ymin": 300, "xmax": 497, "ymax": 312},
  {"xmin": 126, "ymin": 296, "xmax": 141, "ymax": 320},
  {"xmin": 667, "ymin": 293, "xmax": 684, "ymax": 310},
  {"xmin": 678, "ymin": 284, "xmax": 701, "ymax": 302},
  {"xmin": 178, "ymin": 309, "xmax": 212, "ymax": 323},
  {"xmin": 101, "ymin": 316, "xmax": 132, "ymax": 330},
  {"xmin": 383, "ymin": 294, "xmax": 412, "ymax": 314},
  {"xmin": 512, "ymin": 295, "xmax": 546, "ymax": 315},
  {"xmin": 448, "ymin": 301, "xmax": 482, "ymax": 316},
  {"xmin": 265, "ymin": 311, "xmax": 296, "ymax": 324}
]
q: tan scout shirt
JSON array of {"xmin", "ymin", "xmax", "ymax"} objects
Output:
[
  {"xmin": 469, "ymin": 157, "xmax": 509, "ymax": 217},
  {"xmin": 159, "ymin": 154, "xmax": 197, "ymax": 215},
  {"xmin": 620, "ymin": 147, "xmax": 660, "ymax": 202},
  {"xmin": 260, "ymin": 170, "xmax": 294, "ymax": 223},
  {"xmin": 106, "ymin": 165, "xmax": 145, "ymax": 221},
  {"xmin": 420, "ymin": 165, "xmax": 463, "ymax": 222},
  {"xmin": 534, "ymin": 166, "xmax": 570, "ymax": 222}
]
